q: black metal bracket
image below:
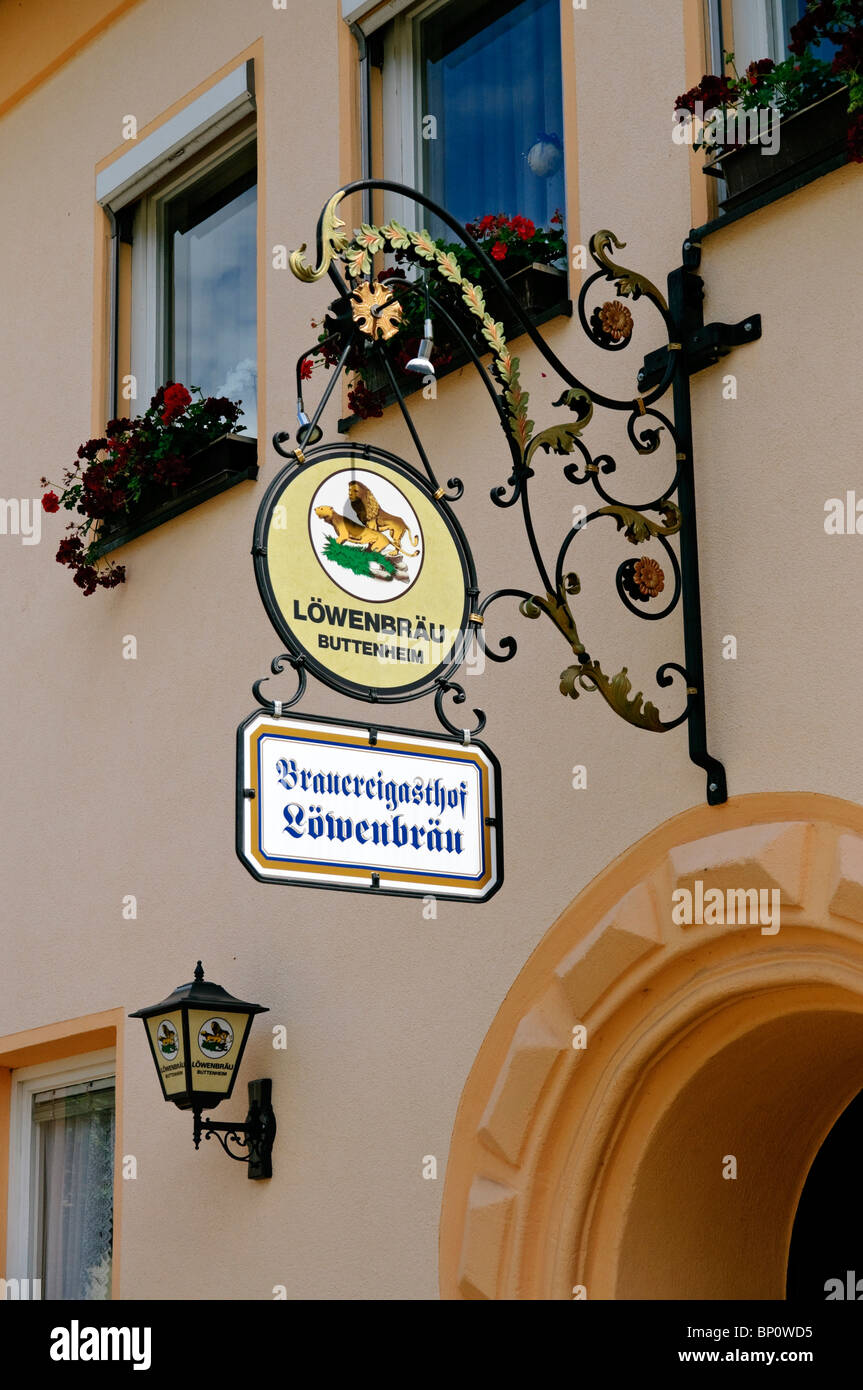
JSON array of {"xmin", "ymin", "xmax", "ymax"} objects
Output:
[
  {"xmin": 192, "ymin": 1078, "xmax": 275, "ymax": 1180},
  {"xmin": 639, "ymin": 312, "xmax": 762, "ymax": 391}
]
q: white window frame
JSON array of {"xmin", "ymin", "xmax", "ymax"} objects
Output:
[
  {"xmin": 5, "ymin": 1048, "xmax": 116, "ymax": 1292},
  {"xmin": 129, "ymin": 125, "xmax": 257, "ymax": 413},
  {"xmin": 97, "ymin": 61, "xmax": 256, "ymax": 422},
  {"xmin": 719, "ymin": 0, "xmax": 802, "ymax": 71},
  {"xmin": 381, "ymin": 0, "xmax": 445, "ymax": 230}
]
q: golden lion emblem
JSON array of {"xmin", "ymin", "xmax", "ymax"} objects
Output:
[
  {"xmin": 314, "ymin": 505, "xmax": 417, "ymax": 557},
  {"xmin": 347, "ymin": 481, "xmax": 419, "ymax": 556}
]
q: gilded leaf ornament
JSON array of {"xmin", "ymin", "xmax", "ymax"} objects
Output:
[
  {"xmin": 590, "ymin": 230, "xmax": 668, "ymax": 311},
  {"xmin": 289, "ymin": 192, "xmax": 350, "ymax": 283}
]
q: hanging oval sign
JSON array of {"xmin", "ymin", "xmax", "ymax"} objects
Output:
[{"xmin": 253, "ymin": 445, "xmax": 474, "ymax": 698}]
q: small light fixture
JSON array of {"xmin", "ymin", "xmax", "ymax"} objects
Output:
[
  {"xmin": 296, "ymin": 401, "xmax": 323, "ymax": 447},
  {"xmin": 406, "ymin": 280, "xmax": 435, "ymax": 377},
  {"xmin": 130, "ymin": 961, "xmax": 275, "ymax": 1179}
]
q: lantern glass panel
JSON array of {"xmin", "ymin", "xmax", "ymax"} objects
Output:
[
  {"xmin": 187, "ymin": 1008, "xmax": 252, "ymax": 1099},
  {"xmin": 145, "ymin": 1011, "xmax": 187, "ymax": 1101}
]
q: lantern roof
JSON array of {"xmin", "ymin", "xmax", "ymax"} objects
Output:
[{"xmin": 129, "ymin": 961, "xmax": 269, "ymax": 1020}]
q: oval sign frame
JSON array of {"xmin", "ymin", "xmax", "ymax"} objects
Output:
[{"xmin": 253, "ymin": 443, "xmax": 476, "ymax": 701}]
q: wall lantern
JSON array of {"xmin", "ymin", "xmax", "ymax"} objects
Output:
[{"xmin": 130, "ymin": 961, "xmax": 276, "ymax": 1179}]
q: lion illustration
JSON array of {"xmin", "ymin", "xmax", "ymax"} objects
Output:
[
  {"xmin": 315, "ymin": 505, "xmax": 416, "ymax": 558},
  {"xmin": 348, "ymin": 481, "xmax": 419, "ymax": 557}
]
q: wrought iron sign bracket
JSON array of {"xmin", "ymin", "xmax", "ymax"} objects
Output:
[
  {"xmin": 192, "ymin": 1078, "xmax": 275, "ymax": 1180},
  {"xmin": 262, "ymin": 181, "xmax": 764, "ymax": 806},
  {"xmin": 638, "ymin": 240, "xmax": 762, "ymax": 390}
]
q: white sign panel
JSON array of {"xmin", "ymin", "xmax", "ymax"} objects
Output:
[{"xmin": 237, "ymin": 712, "xmax": 502, "ymax": 901}]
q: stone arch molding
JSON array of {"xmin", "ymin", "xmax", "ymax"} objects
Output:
[{"xmin": 439, "ymin": 793, "xmax": 863, "ymax": 1300}]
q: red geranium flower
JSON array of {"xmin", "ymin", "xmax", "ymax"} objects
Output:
[
  {"xmin": 56, "ymin": 536, "xmax": 83, "ymax": 565},
  {"xmin": 491, "ymin": 241, "xmax": 507, "ymax": 261},
  {"xmin": 41, "ymin": 491, "xmax": 60, "ymax": 513},
  {"xmin": 747, "ymin": 57, "xmax": 775, "ymax": 85},
  {"xmin": 161, "ymin": 383, "xmax": 192, "ymax": 423},
  {"xmin": 300, "ymin": 358, "xmax": 313, "ymax": 380}
]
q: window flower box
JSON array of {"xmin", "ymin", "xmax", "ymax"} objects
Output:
[
  {"xmin": 41, "ymin": 384, "xmax": 253, "ymax": 594},
  {"xmin": 92, "ymin": 432, "xmax": 258, "ymax": 558},
  {"xmin": 704, "ymin": 87, "xmax": 850, "ymax": 212},
  {"xmin": 488, "ymin": 260, "xmax": 569, "ymax": 325}
]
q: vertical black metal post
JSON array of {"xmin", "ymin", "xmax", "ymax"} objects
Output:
[{"xmin": 667, "ymin": 261, "xmax": 727, "ymax": 805}]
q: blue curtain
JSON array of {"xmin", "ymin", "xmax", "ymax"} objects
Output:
[{"xmin": 421, "ymin": 0, "xmax": 565, "ymax": 233}]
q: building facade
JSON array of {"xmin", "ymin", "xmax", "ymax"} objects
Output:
[{"xmin": 1, "ymin": 0, "xmax": 862, "ymax": 1301}]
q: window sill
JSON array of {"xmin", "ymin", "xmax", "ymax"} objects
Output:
[
  {"xmin": 337, "ymin": 281, "xmax": 572, "ymax": 435},
  {"xmin": 91, "ymin": 433, "xmax": 258, "ymax": 558},
  {"xmin": 695, "ymin": 87, "xmax": 850, "ymax": 238}
]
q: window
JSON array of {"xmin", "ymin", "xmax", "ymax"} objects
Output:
[
  {"xmin": 381, "ymin": 0, "xmax": 565, "ymax": 236},
  {"xmin": 97, "ymin": 61, "xmax": 257, "ymax": 433},
  {"xmin": 720, "ymin": 0, "xmax": 838, "ymax": 70},
  {"xmin": 6, "ymin": 1050, "xmax": 116, "ymax": 1300},
  {"xmin": 132, "ymin": 133, "xmax": 258, "ymax": 434}
]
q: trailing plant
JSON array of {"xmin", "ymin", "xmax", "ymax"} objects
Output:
[{"xmin": 41, "ymin": 383, "xmax": 243, "ymax": 594}]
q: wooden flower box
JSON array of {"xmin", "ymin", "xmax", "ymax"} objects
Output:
[
  {"xmin": 92, "ymin": 433, "xmax": 258, "ymax": 558},
  {"xmin": 704, "ymin": 87, "xmax": 849, "ymax": 212}
]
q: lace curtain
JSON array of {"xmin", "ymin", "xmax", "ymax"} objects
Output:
[{"xmin": 32, "ymin": 1079, "xmax": 115, "ymax": 1300}]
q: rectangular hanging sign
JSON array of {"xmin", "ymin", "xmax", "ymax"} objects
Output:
[{"xmin": 236, "ymin": 711, "xmax": 503, "ymax": 901}]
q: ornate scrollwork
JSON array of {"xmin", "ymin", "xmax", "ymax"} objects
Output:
[
  {"xmin": 282, "ymin": 181, "xmax": 726, "ymax": 767},
  {"xmin": 433, "ymin": 679, "xmax": 486, "ymax": 740},
  {"xmin": 204, "ymin": 1127, "xmax": 251, "ymax": 1162},
  {"xmin": 589, "ymin": 230, "xmax": 669, "ymax": 310},
  {"xmin": 252, "ymin": 653, "xmax": 307, "ymax": 712}
]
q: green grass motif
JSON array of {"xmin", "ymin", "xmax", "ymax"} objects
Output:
[{"xmin": 323, "ymin": 535, "xmax": 397, "ymax": 578}]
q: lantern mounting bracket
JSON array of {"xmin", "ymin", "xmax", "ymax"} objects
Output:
[{"xmin": 193, "ymin": 1079, "xmax": 276, "ymax": 1180}]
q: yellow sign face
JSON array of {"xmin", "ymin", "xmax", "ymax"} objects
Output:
[
  {"xmin": 187, "ymin": 1008, "xmax": 240, "ymax": 1096},
  {"xmin": 258, "ymin": 452, "xmax": 470, "ymax": 694},
  {"xmin": 146, "ymin": 1011, "xmax": 186, "ymax": 1098}
]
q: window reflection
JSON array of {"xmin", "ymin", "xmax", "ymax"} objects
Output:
[{"xmin": 168, "ymin": 163, "xmax": 257, "ymax": 435}]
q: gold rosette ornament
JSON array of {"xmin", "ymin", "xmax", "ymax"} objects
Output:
[
  {"xmin": 350, "ymin": 281, "xmax": 404, "ymax": 340},
  {"xmin": 633, "ymin": 555, "xmax": 665, "ymax": 597},
  {"xmin": 598, "ymin": 299, "xmax": 634, "ymax": 342}
]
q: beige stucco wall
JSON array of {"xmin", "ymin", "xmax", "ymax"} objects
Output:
[{"xmin": 0, "ymin": 0, "xmax": 861, "ymax": 1300}]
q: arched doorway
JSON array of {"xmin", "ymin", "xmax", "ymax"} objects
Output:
[
  {"xmin": 787, "ymin": 1086, "xmax": 863, "ymax": 1300},
  {"xmin": 439, "ymin": 793, "xmax": 863, "ymax": 1299}
]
